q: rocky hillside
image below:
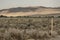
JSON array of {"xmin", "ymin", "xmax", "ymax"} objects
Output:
[{"xmin": 0, "ymin": 6, "xmax": 60, "ymax": 16}]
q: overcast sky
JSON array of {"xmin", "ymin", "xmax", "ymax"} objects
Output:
[{"xmin": 0, "ymin": 0, "xmax": 60, "ymax": 9}]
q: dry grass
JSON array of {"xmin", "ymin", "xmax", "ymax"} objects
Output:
[
  {"xmin": 0, "ymin": 28, "xmax": 51, "ymax": 40},
  {"xmin": 0, "ymin": 18, "xmax": 59, "ymax": 40}
]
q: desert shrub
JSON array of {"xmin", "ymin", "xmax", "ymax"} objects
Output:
[
  {"xmin": 48, "ymin": 31, "xmax": 58, "ymax": 38},
  {"xmin": 26, "ymin": 30, "xmax": 50, "ymax": 40},
  {"xmin": 0, "ymin": 15, "xmax": 7, "ymax": 18},
  {"xmin": 57, "ymin": 30, "xmax": 60, "ymax": 35},
  {"xmin": 0, "ymin": 28, "xmax": 24, "ymax": 40},
  {"xmin": 0, "ymin": 17, "xmax": 60, "ymax": 40}
]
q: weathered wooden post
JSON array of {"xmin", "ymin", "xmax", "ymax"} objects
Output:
[{"xmin": 51, "ymin": 16, "xmax": 54, "ymax": 36}]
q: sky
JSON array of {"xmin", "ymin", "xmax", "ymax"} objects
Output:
[{"xmin": 0, "ymin": 0, "xmax": 60, "ymax": 9}]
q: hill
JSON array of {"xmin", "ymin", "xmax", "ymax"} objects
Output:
[{"xmin": 0, "ymin": 6, "xmax": 60, "ymax": 16}]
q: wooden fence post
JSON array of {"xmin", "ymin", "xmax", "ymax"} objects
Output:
[{"xmin": 51, "ymin": 17, "xmax": 54, "ymax": 36}]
